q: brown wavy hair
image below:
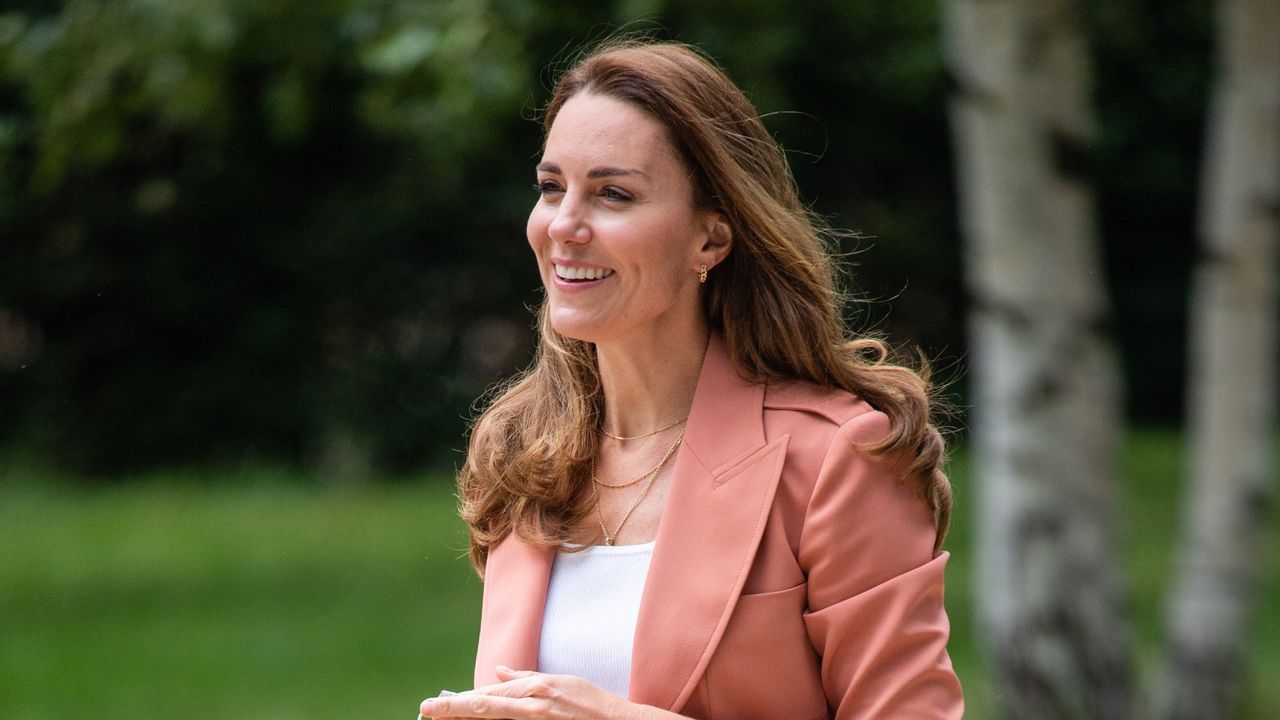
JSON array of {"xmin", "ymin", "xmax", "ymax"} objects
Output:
[{"xmin": 458, "ymin": 39, "xmax": 952, "ymax": 575}]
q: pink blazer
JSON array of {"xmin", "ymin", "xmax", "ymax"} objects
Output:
[{"xmin": 473, "ymin": 335, "xmax": 964, "ymax": 719}]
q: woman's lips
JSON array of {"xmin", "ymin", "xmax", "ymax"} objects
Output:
[{"xmin": 552, "ymin": 263, "xmax": 615, "ymax": 281}]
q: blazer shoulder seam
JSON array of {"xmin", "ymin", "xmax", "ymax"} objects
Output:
[{"xmin": 762, "ymin": 383, "xmax": 872, "ymax": 426}]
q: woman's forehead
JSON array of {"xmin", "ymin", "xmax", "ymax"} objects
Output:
[{"xmin": 542, "ymin": 93, "xmax": 681, "ymax": 174}]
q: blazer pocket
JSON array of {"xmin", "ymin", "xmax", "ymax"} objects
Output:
[
  {"xmin": 703, "ymin": 582, "xmax": 829, "ymax": 720},
  {"xmin": 738, "ymin": 580, "xmax": 809, "ymax": 600}
]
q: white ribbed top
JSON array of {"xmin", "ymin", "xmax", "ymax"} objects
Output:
[{"xmin": 537, "ymin": 541, "xmax": 656, "ymax": 698}]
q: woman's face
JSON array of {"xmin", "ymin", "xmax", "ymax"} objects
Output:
[{"xmin": 527, "ymin": 92, "xmax": 728, "ymax": 346}]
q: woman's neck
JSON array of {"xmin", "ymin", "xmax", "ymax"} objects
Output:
[{"xmin": 595, "ymin": 323, "xmax": 709, "ymax": 438}]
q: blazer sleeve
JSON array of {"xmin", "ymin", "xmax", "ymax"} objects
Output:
[{"xmin": 798, "ymin": 409, "xmax": 963, "ymax": 719}]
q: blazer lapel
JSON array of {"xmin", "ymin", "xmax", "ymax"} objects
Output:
[
  {"xmin": 628, "ymin": 335, "xmax": 788, "ymax": 711},
  {"xmin": 472, "ymin": 535, "xmax": 554, "ymax": 686}
]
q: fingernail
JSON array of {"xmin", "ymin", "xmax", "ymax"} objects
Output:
[
  {"xmin": 419, "ymin": 699, "xmax": 436, "ymax": 716},
  {"xmin": 497, "ymin": 664, "xmax": 513, "ymax": 673}
]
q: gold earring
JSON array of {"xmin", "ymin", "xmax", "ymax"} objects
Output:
[{"xmin": 698, "ymin": 264, "xmax": 708, "ymax": 284}]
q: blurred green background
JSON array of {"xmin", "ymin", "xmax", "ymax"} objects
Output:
[{"xmin": 2, "ymin": 0, "xmax": 1273, "ymax": 718}]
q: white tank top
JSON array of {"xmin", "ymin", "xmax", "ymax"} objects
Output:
[{"xmin": 537, "ymin": 541, "xmax": 656, "ymax": 698}]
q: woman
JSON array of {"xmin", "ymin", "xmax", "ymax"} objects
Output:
[{"xmin": 421, "ymin": 39, "xmax": 963, "ymax": 720}]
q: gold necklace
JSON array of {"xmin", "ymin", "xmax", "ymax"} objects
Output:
[
  {"xmin": 600, "ymin": 415, "xmax": 688, "ymax": 441},
  {"xmin": 591, "ymin": 439, "xmax": 679, "ymax": 489},
  {"xmin": 592, "ymin": 428, "xmax": 684, "ymax": 545}
]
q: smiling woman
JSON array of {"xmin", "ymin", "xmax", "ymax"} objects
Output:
[{"xmin": 424, "ymin": 38, "xmax": 962, "ymax": 720}]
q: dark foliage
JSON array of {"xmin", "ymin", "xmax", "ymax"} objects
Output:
[{"xmin": 0, "ymin": 1, "xmax": 1209, "ymax": 476}]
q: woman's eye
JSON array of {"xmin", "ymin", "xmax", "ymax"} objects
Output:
[
  {"xmin": 601, "ymin": 187, "xmax": 632, "ymax": 202},
  {"xmin": 533, "ymin": 180, "xmax": 563, "ymax": 195}
]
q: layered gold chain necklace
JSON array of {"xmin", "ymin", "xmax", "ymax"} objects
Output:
[
  {"xmin": 600, "ymin": 415, "xmax": 688, "ymax": 442},
  {"xmin": 591, "ymin": 425, "xmax": 685, "ymax": 546}
]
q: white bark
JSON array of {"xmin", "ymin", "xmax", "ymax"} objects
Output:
[
  {"xmin": 1157, "ymin": 2, "xmax": 1280, "ymax": 718},
  {"xmin": 943, "ymin": 1, "xmax": 1133, "ymax": 718}
]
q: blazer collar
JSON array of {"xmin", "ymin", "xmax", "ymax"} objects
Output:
[
  {"xmin": 680, "ymin": 333, "xmax": 769, "ymax": 472},
  {"xmin": 628, "ymin": 333, "xmax": 788, "ymax": 711},
  {"xmin": 473, "ymin": 334, "xmax": 788, "ymax": 712}
]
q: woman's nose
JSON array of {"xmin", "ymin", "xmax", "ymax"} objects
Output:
[{"xmin": 546, "ymin": 196, "xmax": 590, "ymax": 245}]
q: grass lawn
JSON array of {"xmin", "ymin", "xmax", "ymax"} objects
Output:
[
  {"xmin": 0, "ymin": 479, "xmax": 482, "ymax": 719},
  {"xmin": 1, "ymin": 430, "xmax": 1276, "ymax": 719}
]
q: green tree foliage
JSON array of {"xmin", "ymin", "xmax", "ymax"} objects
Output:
[
  {"xmin": 0, "ymin": 0, "xmax": 537, "ymax": 472},
  {"xmin": 0, "ymin": 0, "xmax": 1211, "ymax": 475}
]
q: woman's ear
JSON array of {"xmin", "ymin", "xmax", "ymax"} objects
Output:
[{"xmin": 698, "ymin": 212, "xmax": 733, "ymax": 270}]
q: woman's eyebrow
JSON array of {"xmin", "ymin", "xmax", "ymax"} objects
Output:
[
  {"xmin": 587, "ymin": 166, "xmax": 649, "ymax": 180},
  {"xmin": 535, "ymin": 161, "xmax": 649, "ymax": 180}
]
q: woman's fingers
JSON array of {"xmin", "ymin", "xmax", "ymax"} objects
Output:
[
  {"xmin": 418, "ymin": 706, "xmax": 483, "ymax": 720},
  {"xmin": 421, "ymin": 693, "xmax": 542, "ymax": 719},
  {"xmin": 495, "ymin": 664, "xmax": 534, "ymax": 680},
  {"xmin": 420, "ymin": 669, "xmax": 611, "ymax": 719},
  {"xmin": 457, "ymin": 670, "xmax": 537, "ymax": 698},
  {"xmin": 420, "ymin": 671, "xmax": 566, "ymax": 719}
]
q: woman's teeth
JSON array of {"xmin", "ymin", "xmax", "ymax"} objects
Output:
[{"xmin": 554, "ymin": 264, "xmax": 614, "ymax": 281}]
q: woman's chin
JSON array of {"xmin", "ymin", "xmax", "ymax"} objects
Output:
[{"xmin": 547, "ymin": 311, "xmax": 610, "ymax": 344}]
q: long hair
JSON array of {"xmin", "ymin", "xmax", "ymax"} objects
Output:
[{"xmin": 459, "ymin": 39, "xmax": 952, "ymax": 575}]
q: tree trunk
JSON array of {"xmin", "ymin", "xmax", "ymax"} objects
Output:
[
  {"xmin": 1157, "ymin": 2, "xmax": 1280, "ymax": 718},
  {"xmin": 942, "ymin": 1, "xmax": 1134, "ymax": 718}
]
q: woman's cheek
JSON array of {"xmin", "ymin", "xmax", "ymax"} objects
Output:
[{"xmin": 527, "ymin": 209, "xmax": 548, "ymax": 253}]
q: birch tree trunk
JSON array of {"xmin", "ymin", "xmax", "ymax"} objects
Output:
[
  {"xmin": 1157, "ymin": 2, "xmax": 1280, "ymax": 718},
  {"xmin": 942, "ymin": 2, "xmax": 1134, "ymax": 718}
]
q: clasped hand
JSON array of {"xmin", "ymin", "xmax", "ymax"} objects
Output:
[{"xmin": 420, "ymin": 666, "xmax": 666, "ymax": 720}]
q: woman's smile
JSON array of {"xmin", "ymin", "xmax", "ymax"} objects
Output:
[{"xmin": 551, "ymin": 261, "xmax": 616, "ymax": 289}]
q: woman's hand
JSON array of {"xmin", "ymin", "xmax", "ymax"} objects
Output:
[{"xmin": 419, "ymin": 666, "xmax": 683, "ymax": 720}]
